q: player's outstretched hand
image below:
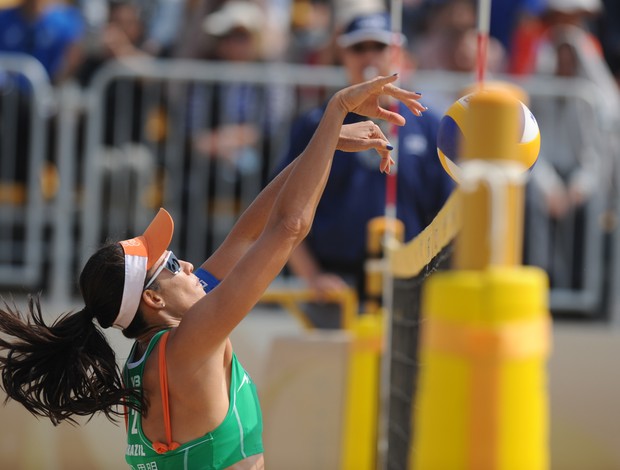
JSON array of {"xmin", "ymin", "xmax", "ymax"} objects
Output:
[
  {"xmin": 333, "ymin": 74, "xmax": 426, "ymax": 126},
  {"xmin": 337, "ymin": 121, "xmax": 395, "ymax": 174}
]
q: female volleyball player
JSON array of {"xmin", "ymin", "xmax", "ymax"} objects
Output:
[{"xmin": 0, "ymin": 75, "xmax": 424, "ymax": 469}]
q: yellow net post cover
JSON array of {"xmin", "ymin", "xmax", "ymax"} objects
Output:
[{"xmin": 411, "ymin": 268, "xmax": 550, "ymax": 470}]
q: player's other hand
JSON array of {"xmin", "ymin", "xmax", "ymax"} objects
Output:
[{"xmin": 337, "ymin": 121, "xmax": 395, "ymax": 174}]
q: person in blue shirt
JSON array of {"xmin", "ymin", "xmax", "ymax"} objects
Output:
[
  {"xmin": 273, "ymin": 11, "xmax": 455, "ymax": 327},
  {"xmin": 0, "ymin": 0, "xmax": 84, "ymax": 84},
  {"xmin": 0, "ymin": 1, "xmax": 84, "ymax": 188}
]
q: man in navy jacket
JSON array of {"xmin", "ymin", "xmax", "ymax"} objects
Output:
[{"xmin": 273, "ymin": 11, "xmax": 455, "ymax": 327}]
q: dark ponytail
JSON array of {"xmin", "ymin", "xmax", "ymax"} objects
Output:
[{"xmin": 0, "ymin": 242, "xmax": 148, "ymax": 425}]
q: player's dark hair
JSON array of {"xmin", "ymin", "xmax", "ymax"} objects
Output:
[{"xmin": 0, "ymin": 243, "xmax": 148, "ymax": 425}]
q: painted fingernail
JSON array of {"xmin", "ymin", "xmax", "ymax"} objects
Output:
[
  {"xmin": 392, "ymin": 73, "xmax": 399, "ymax": 77},
  {"xmin": 387, "ymin": 144, "xmax": 394, "ymax": 150},
  {"xmin": 415, "ymin": 92, "xmax": 423, "ymax": 96}
]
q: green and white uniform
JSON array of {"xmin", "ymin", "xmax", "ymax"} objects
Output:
[{"xmin": 123, "ymin": 330, "xmax": 264, "ymax": 469}]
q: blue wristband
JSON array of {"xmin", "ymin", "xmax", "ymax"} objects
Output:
[{"xmin": 195, "ymin": 267, "xmax": 221, "ymax": 293}]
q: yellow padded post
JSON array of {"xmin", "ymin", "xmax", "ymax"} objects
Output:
[{"xmin": 411, "ymin": 268, "xmax": 550, "ymax": 470}]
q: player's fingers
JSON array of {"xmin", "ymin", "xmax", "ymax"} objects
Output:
[
  {"xmin": 382, "ymin": 83, "xmax": 422, "ymax": 101},
  {"xmin": 371, "ymin": 122, "xmax": 390, "ymax": 141},
  {"xmin": 370, "ymin": 74, "xmax": 399, "ymax": 88},
  {"xmin": 380, "ymin": 154, "xmax": 396, "ymax": 174},
  {"xmin": 374, "ymin": 107, "xmax": 407, "ymax": 126},
  {"xmin": 363, "ymin": 138, "xmax": 392, "ymax": 151},
  {"xmin": 383, "ymin": 84, "xmax": 427, "ymax": 116}
]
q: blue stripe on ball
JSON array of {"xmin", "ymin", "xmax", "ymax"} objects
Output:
[{"xmin": 437, "ymin": 116, "xmax": 463, "ymax": 160}]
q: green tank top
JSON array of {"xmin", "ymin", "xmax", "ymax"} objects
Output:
[{"xmin": 122, "ymin": 330, "xmax": 263, "ymax": 470}]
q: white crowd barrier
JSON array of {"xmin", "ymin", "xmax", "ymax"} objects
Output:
[{"xmin": 0, "ymin": 54, "xmax": 618, "ymax": 321}]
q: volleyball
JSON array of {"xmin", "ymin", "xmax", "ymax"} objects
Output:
[{"xmin": 436, "ymin": 92, "xmax": 540, "ymax": 182}]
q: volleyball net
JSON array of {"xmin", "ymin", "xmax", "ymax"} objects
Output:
[{"xmin": 386, "ymin": 189, "xmax": 461, "ymax": 469}]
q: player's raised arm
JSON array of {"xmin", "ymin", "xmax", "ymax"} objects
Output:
[
  {"xmin": 179, "ymin": 75, "xmax": 421, "ymax": 350},
  {"xmin": 200, "ymin": 75, "xmax": 420, "ymax": 280}
]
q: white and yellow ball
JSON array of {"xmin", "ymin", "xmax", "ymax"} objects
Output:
[{"xmin": 436, "ymin": 91, "xmax": 540, "ymax": 182}]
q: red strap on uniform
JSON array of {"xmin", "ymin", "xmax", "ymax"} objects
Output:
[{"xmin": 153, "ymin": 331, "xmax": 180, "ymax": 453}]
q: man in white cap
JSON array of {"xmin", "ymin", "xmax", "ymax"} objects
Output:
[{"xmin": 185, "ymin": 0, "xmax": 290, "ymax": 228}]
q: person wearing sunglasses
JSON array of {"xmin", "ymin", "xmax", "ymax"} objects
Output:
[
  {"xmin": 271, "ymin": 11, "xmax": 455, "ymax": 328},
  {"xmin": 0, "ymin": 75, "xmax": 424, "ymax": 470}
]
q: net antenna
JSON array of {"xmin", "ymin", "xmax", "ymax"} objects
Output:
[{"xmin": 476, "ymin": 0, "xmax": 492, "ymax": 84}]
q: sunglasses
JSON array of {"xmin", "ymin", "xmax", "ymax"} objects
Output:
[
  {"xmin": 349, "ymin": 42, "xmax": 389, "ymax": 54},
  {"xmin": 144, "ymin": 251, "xmax": 182, "ymax": 290}
]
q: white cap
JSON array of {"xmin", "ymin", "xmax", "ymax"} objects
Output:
[{"xmin": 203, "ymin": 1, "xmax": 264, "ymax": 37}]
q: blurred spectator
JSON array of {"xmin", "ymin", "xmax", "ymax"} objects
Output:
[
  {"xmin": 287, "ymin": 0, "xmax": 333, "ymax": 64},
  {"xmin": 175, "ymin": 0, "xmax": 293, "ymax": 62},
  {"xmin": 180, "ymin": 0, "xmax": 292, "ymax": 254},
  {"xmin": 261, "ymin": 0, "xmax": 294, "ymax": 61},
  {"xmin": 133, "ymin": 0, "xmax": 187, "ymax": 57},
  {"xmin": 77, "ymin": 1, "xmax": 149, "ymax": 86},
  {"xmin": 0, "ymin": 0, "xmax": 84, "ymax": 84},
  {"xmin": 187, "ymin": 1, "xmax": 286, "ymax": 179},
  {"xmin": 490, "ymin": 0, "xmax": 547, "ymax": 60},
  {"xmin": 173, "ymin": 0, "xmax": 229, "ymax": 60},
  {"xmin": 272, "ymin": 11, "xmax": 455, "ymax": 327},
  {"xmin": 401, "ymin": 0, "xmax": 430, "ymax": 43},
  {"xmin": 413, "ymin": 0, "xmax": 506, "ymax": 113},
  {"xmin": 525, "ymin": 23, "xmax": 619, "ymax": 288},
  {"xmin": 302, "ymin": 0, "xmax": 389, "ymax": 66},
  {"xmin": 0, "ymin": 0, "xmax": 84, "ymax": 195},
  {"xmin": 397, "ymin": 0, "xmax": 544, "ymax": 70},
  {"xmin": 333, "ymin": 0, "xmax": 385, "ymax": 30},
  {"xmin": 73, "ymin": 0, "xmax": 108, "ymax": 46},
  {"xmin": 596, "ymin": 0, "xmax": 620, "ymax": 87},
  {"xmin": 415, "ymin": 0, "xmax": 505, "ymax": 72},
  {"xmin": 510, "ymin": 0, "xmax": 603, "ymax": 75},
  {"xmin": 75, "ymin": 0, "xmax": 186, "ymax": 58},
  {"xmin": 75, "ymin": 1, "xmax": 156, "ymax": 150}
]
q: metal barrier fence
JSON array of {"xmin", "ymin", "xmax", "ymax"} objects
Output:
[
  {"xmin": 0, "ymin": 54, "xmax": 618, "ymax": 321},
  {"xmin": 0, "ymin": 54, "xmax": 55, "ymax": 289}
]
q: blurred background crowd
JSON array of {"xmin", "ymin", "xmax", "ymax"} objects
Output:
[
  {"xmin": 0, "ymin": 0, "xmax": 617, "ymax": 86},
  {"xmin": 0, "ymin": 0, "xmax": 620, "ymax": 321},
  {"xmin": 0, "ymin": 0, "xmax": 615, "ymax": 84}
]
